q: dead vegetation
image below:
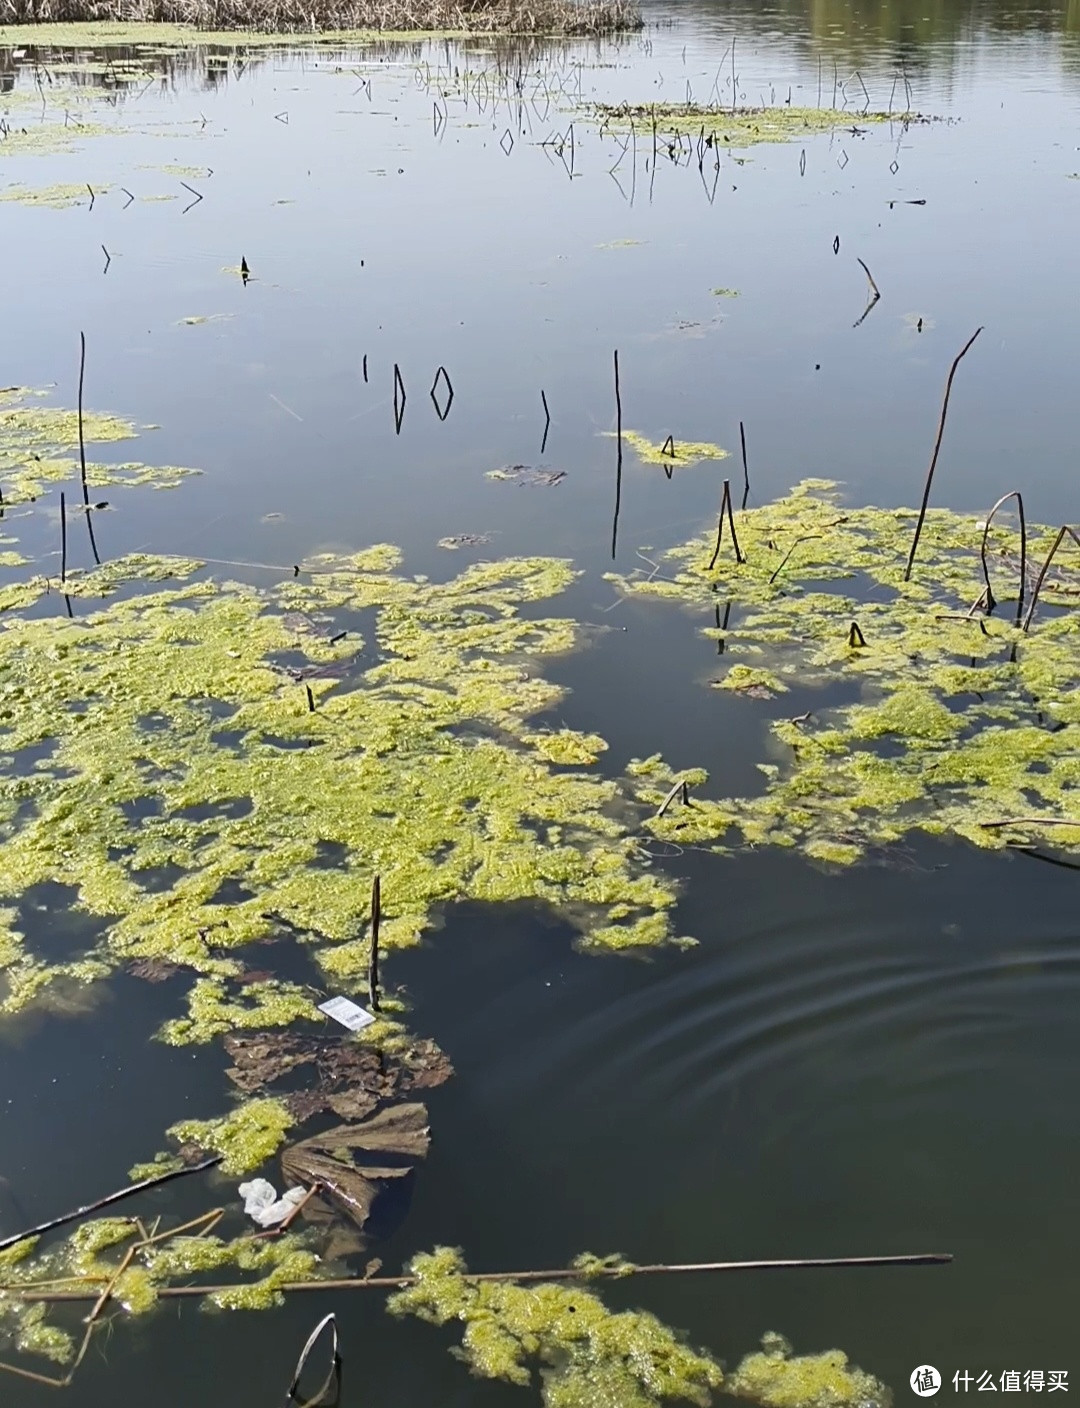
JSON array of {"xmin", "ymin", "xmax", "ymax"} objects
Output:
[{"xmin": 0, "ymin": 0, "xmax": 642, "ymax": 35}]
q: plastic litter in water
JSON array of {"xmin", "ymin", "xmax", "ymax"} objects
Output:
[
  {"xmin": 239, "ymin": 1178, "xmax": 307, "ymax": 1228},
  {"xmin": 318, "ymin": 996, "xmax": 376, "ymax": 1032}
]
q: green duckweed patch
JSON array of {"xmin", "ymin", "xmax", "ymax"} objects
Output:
[
  {"xmin": 613, "ymin": 431, "xmax": 728, "ymax": 469},
  {"xmin": 389, "ymin": 1246, "xmax": 725, "ymax": 1407},
  {"xmin": 609, "ymin": 480, "xmax": 1080, "ymax": 864}
]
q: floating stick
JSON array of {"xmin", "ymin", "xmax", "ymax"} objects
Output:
[
  {"xmin": 6, "ymin": 1250, "xmax": 955, "ymax": 1305},
  {"xmin": 0, "ymin": 1157, "xmax": 221, "ymax": 1254},
  {"xmin": 904, "ymin": 328, "xmax": 983, "ymax": 581}
]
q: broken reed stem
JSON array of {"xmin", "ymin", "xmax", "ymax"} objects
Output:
[
  {"xmin": 59, "ymin": 490, "xmax": 67, "ymax": 584},
  {"xmin": 655, "ymin": 778, "xmax": 689, "ymax": 818},
  {"xmin": 856, "ymin": 257, "xmax": 880, "ymax": 300},
  {"xmin": 611, "ymin": 350, "xmax": 623, "ymax": 560},
  {"xmin": 0, "ymin": 1156, "xmax": 222, "ymax": 1254},
  {"xmin": 540, "ymin": 388, "xmax": 550, "ymax": 455},
  {"xmin": 368, "ymin": 873, "xmax": 381, "ymax": 1013},
  {"xmin": 904, "ymin": 327, "xmax": 983, "ymax": 582},
  {"xmin": 5, "ymin": 1251, "xmax": 954, "ymax": 1305},
  {"xmin": 1020, "ymin": 524, "xmax": 1080, "ymax": 634},
  {"xmin": 286, "ymin": 1313, "xmax": 339, "ymax": 1408},
  {"xmin": 978, "ymin": 490, "xmax": 1026, "ymax": 622},
  {"xmin": 708, "ymin": 479, "xmax": 744, "ymax": 570},
  {"xmin": 739, "ymin": 420, "xmax": 749, "ymax": 506},
  {"xmin": 77, "ymin": 331, "xmax": 101, "ymax": 566}
]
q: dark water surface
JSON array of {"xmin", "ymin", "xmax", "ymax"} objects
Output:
[{"xmin": 1, "ymin": 0, "xmax": 1078, "ymax": 1402}]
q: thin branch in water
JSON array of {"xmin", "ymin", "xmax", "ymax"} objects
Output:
[
  {"xmin": 978, "ymin": 491, "xmax": 1026, "ymax": 622},
  {"xmin": 656, "ymin": 778, "xmax": 691, "ymax": 818},
  {"xmin": 0, "ymin": 1156, "xmax": 221, "ymax": 1254},
  {"xmin": 904, "ymin": 327, "xmax": 983, "ymax": 581},
  {"xmin": 5, "ymin": 1250, "xmax": 954, "ymax": 1306},
  {"xmin": 540, "ymin": 389, "xmax": 551, "ymax": 456},
  {"xmin": 978, "ymin": 817, "xmax": 1080, "ymax": 829},
  {"xmin": 1020, "ymin": 524, "xmax": 1080, "ymax": 633}
]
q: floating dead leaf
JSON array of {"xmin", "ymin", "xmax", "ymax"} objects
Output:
[
  {"xmin": 485, "ymin": 465, "xmax": 566, "ymax": 488},
  {"xmin": 127, "ymin": 957, "xmax": 183, "ymax": 983},
  {"xmin": 224, "ymin": 1030, "xmax": 453, "ymax": 1116},
  {"xmin": 281, "ymin": 1103, "xmax": 430, "ymax": 1229},
  {"xmin": 437, "ymin": 533, "xmax": 492, "ymax": 550}
]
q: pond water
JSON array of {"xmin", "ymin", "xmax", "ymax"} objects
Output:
[{"xmin": 0, "ymin": 0, "xmax": 1079, "ymax": 1403}]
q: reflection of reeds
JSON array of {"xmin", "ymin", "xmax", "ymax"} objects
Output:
[{"xmin": 3, "ymin": 0, "xmax": 641, "ymax": 33}]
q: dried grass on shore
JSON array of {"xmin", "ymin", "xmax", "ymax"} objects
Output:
[{"xmin": 1, "ymin": 0, "xmax": 641, "ymax": 34}]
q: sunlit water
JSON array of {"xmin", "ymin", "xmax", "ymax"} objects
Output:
[{"xmin": 1, "ymin": 1, "xmax": 1079, "ymax": 1402}]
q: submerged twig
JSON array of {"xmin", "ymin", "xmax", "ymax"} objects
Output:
[
  {"xmin": 0, "ymin": 1157, "xmax": 221, "ymax": 1254},
  {"xmin": 1020, "ymin": 524, "xmax": 1080, "ymax": 633},
  {"xmin": 904, "ymin": 327, "xmax": 983, "ymax": 581}
]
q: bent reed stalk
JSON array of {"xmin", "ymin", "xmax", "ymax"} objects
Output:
[{"xmin": 0, "ymin": 0, "xmax": 642, "ymax": 33}]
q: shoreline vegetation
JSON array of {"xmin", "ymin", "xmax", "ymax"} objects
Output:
[{"xmin": 0, "ymin": 0, "xmax": 642, "ymax": 36}]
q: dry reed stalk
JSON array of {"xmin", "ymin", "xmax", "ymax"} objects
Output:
[{"xmin": 0, "ymin": 0, "xmax": 642, "ymax": 34}]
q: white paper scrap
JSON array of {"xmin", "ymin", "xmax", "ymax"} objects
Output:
[{"xmin": 318, "ymin": 995, "xmax": 376, "ymax": 1032}]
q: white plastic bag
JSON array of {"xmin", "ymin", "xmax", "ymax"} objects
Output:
[{"xmin": 238, "ymin": 1178, "xmax": 307, "ymax": 1228}]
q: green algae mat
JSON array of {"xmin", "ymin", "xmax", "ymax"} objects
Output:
[{"xmin": 1, "ymin": 388, "xmax": 1070, "ymax": 1401}]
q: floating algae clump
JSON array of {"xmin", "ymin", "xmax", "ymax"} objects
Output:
[
  {"xmin": 0, "ymin": 388, "xmax": 199, "ymax": 502},
  {"xmin": 728, "ymin": 1332, "xmax": 890, "ymax": 1408},
  {"xmin": 594, "ymin": 103, "xmax": 901, "ymax": 147},
  {"xmin": 609, "ymin": 480, "xmax": 1080, "ymax": 864},
  {"xmin": 614, "ymin": 431, "xmax": 728, "ymax": 469},
  {"xmin": 0, "ymin": 184, "xmax": 110, "ymax": 209},
  {"xmin": 0, "ymin": 546, "xmax": 679, "ymax": 1020},
  {"xmin": 388, "ymin": 1247, "xmax": 724, "ymax": 1407},
  {"xmin": 165, "ymin": 1097, "xmax": 294, "ymax": 1174}
]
